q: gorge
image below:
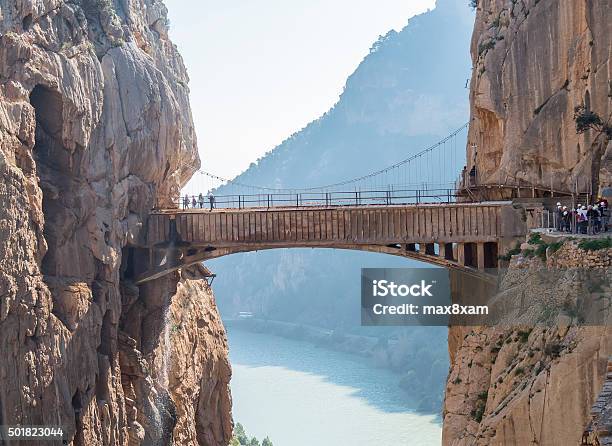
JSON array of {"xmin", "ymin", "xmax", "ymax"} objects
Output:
[{"xmin": 0, "ymin": 0, "xmax": 610, "ymax": 445}]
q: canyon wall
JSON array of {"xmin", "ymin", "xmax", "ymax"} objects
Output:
[
  {"xmin": 465, "ymin": 0, "xmax": 610, "ymax": 195},
  {"xmin": 443, "ymin": 241, "xmax": 612, "ymax": 445},
  {"xmin": 0, "ymin": 0, "xmax": 231, "ymax": 444},
  {"xmin": 443, "ymin": 1, "xmax": 612, "ymax": 443}
]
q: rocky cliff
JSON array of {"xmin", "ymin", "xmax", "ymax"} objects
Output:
[
  {"xmin": 443, "ymin": 1, "xmax": 612, "ymax": 443},
  {"xmin": 465, "ymin": 0, "xmax": 611, "ymax": 196},
  {"xmin": 0, "ymin": 1, "xmax": 231, "ymax": 444},
  {"xmin": 443, "ymin": 240, "xmax": 612, "ymax": 445}
]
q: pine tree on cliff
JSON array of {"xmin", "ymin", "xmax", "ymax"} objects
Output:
[{"xmin": 574, "ymin": 106, "xmax": 612, "ymax": 139}]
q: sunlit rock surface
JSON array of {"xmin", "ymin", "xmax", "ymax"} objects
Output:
[
  {"xmin": 0, "ymin": 0, "xmax": 231, "ymax": 444},
  {"xmin": 443, "ymin": 243, "xmax": 612, "ymax": 445},
  {"xmin": 444, "ymin": 2, "xmax": 612, "ymax": 442},
  {"xmin": 465, "ymin": 0, "xmax": 611, "ymax": 195}
]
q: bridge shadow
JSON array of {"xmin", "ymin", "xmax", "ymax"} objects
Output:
[{"xmin": 226, "ymin": 324, "xmax": 445, "ymax": 418}]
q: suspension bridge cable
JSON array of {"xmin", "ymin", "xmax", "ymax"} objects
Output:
[{"xmin": 182, "ymin": 122, "xmax": 468, "ymax": 193}]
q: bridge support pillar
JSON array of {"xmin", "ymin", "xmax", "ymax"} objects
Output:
[
  {"xmin": 477, "ymin": 242, "xmax": 486, "ymax": 270},
  {"xmin": 484, "ymin": 242, "xmax": 499, "ymax": 269},
  {"xmin": 457, "ymin": 243, "xmax": 466, "ymax": 266},
  {"xmin": 438, "ymin": 243, "xmax": 446, "ymax": 259}
]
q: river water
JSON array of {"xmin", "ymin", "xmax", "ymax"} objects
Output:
[{"xmin": 228, "ymin": 327, "xmax": 442, "ymax": 446}]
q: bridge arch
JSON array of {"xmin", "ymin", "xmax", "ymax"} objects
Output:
[{"xmin": 189, "ymin": 243, "xmax": 459, "ymax": 267}]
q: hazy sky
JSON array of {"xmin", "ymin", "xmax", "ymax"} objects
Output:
[{"xmin": 164, "ymin": 0, "xmax": 436, "ymax": 182}]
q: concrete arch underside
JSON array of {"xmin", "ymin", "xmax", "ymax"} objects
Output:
[{"xmin": 133, "ymin": 242, "xmax": 497, "ymax": 284}]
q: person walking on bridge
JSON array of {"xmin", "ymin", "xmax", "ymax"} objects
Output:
[
  {"xmin": 198, "ymin": 193, "xmax": 205, "ymax": 209},
  {"xmin": 599, "ymin": 199, "xmax": 609, "ymax": 232},
  {"xmin": 191, "ymin": 196, "xmax": 197, "ymax": 209},
  {"xmin": 208, "ymin": 192, "xmax": 215, "ymax": 211},
  {"xmin": 182, "ymin": 195, "xmax": 189, "ymax": 209},
  {"xmin": 593, "ymin": 205, "xmax": 602, "ymax": 233}
]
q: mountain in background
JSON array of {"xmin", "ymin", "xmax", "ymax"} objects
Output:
[
  {"xmin": 218, "ymin": 0, "xmax": 474, "ymax": 190},
  {"xmin": 209, "ymin": 0, "xmax": 474, "ymax": 412}
]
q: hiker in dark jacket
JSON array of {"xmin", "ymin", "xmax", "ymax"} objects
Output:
[
  {"xmin": 562, "ymin": 207, "xmax": 571, "ymax": 232},
  {"xmin": 586, "ymin": 205, "xmax": 598, "ymax": 235}
]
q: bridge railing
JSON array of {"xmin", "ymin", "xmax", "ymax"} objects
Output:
[{"xmin": 178, "ymin": 187, "xmax": 462, "ymax": 210}]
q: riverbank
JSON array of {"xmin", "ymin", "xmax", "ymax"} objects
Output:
[{"xmin": 225, "ymin": 318, "xmax": 380, "ymax": 355}]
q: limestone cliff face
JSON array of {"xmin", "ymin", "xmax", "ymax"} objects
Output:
[
  {"xmin": 0, "ymin": 1, "xmax": 231, "ymax": 444},
  {"xmin": 448, "ymin": 2, "xmax": 612, "ymax": 441},
  {"xmin": 442, "ymin": 243, "xmax": 612, "ymax": 445},
  {"xmin": 466, "ymin": 0, "xmax": 611, "ymax": 195},
  {"xmin": 444, "ymin": 324, "xmax": 612, "ymax": 445}
]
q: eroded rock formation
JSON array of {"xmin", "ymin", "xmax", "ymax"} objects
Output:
[
  {"xmin": 444, "ymin": 1, "xmax": 612, "ymax": 443},
  {"xmin": 443, "ymin": 241, "xmax": 612, "ymax": 445},
  {"xmin": 583, "ymin": 356, "xmax": 612, "ymax": 445},
  {"xmin": 465, "ymin": 0, "xmax": 611, "ymax": 196},
  {"xmin": 0, "ymin": 0, "xmax": 231, "ymax": 444},
  {"xmin": 444, "ymin": 322, "xmax": 612, "ymax": 445}
]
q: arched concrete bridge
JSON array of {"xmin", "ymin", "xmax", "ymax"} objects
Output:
[{"xmin": 131, "ymin": 201, "xmax": 533, "ymax": 284}]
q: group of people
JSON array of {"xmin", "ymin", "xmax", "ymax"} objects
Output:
[
  {"xmin": 555, "ymin": 198, "xmax": 609, "ymax": 234},
  {"xmin": 182, "ymin": 193, "xmax": 215, "ymax": 210}
]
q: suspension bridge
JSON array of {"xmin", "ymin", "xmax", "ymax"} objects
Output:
[
  {"xmin": 181, "ymin": 123, "xmax": 470, "ymax": 200},
  {"xmin": 129, "ymin": 124, "xmax": 567, "ymax": 284}
]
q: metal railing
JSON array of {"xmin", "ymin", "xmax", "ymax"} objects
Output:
[
  {"xmin": 178, "ymin": 187, "xmax": 461, "ymax": 210},
  {"xmin": 457, "ymin": 168, "xmax": 593, "ymax": 200}
]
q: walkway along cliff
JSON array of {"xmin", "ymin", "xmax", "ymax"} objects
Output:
[{"xmin": 0, "ymin": 1, "xmax": 231, "ymax": 444}]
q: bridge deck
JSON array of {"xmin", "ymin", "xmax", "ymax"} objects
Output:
[
  {"xmin": 147, "ymin": 201, "xmax": 519, "ymax": 248},
  {"xmin": 131, "ymin": 201, "xmax": 532, "ymax": 283}
]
